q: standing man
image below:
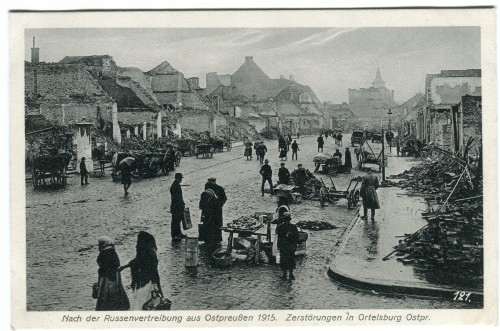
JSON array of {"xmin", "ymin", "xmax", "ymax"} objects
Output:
[
  {"xmin": 257, "ymin": 143, "xmax": 267, "ymax": 165},
  {"xmin": 291, "ymin": 140, "xmax": 300, "ymax": 160},
  {"xmin": 344, "ymin": 147, "xmax": 353, "ymax": 173},
  {"xmin": 207, "ymin": 177, "xmax": 227, "ymax": 243},
  {"xmin": 360, "ymin": 168, "xmax": 380, "ymax": 221},
  {"xmin": 259, "ymin": 159, "xmax": 273, "ymax": 196},
  {"xmin": 276, "ymin": 212, "xmax": 299, "ymax": 280},
  {"xmin": 278, "ymin": 163, "xmax": 291, "ymax": 185},
  {"xmin": 317, "ymin": 135, "xmax": 324, "ymax": 152},
  {"xmin": 333, "ymin": 149, "xmax": 343, "ymax": 161},
  {"xmin": 170, "ymin": 173, "xmax": 187, "ymax": 241},
  {"xmin": 396, "ymin": 139, "xmax": 401, "ymax": 157},
  {"xmin": 80, "ymin": 157, "xmax": 89, "ymax": 186},
  {"xmin": 121, "ymin": 163, "xmax": 132, "ymax": 195}
]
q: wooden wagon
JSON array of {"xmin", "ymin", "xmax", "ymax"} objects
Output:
[
  {"xmin": 31, "ymin": 154, "xmax": 70, "ymax": 189},
  {"xmin": 195, "ymin": 142, "xmax": 214, "ymax": 158},
  {"xmin": 176, "ymin": 139, "xmax": 196, "ymax": 156},
  {"xmin": 319, "ymin": 177, "xmax": 361, "ymax": 209}
]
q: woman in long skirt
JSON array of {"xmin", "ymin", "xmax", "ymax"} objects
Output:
[
  {"xmin": 119, "ymin": 231, "xmax": 163, "ymax": 310},
  {"xmin": 95, "ymin": 236, "xmax": 129, "ymax": 311}
]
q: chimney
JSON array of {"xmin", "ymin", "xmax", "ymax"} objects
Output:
[
  {"xmin": 31, "ymin": 36, "xmax": 39, "ymax": 64},
  {"xmin": 245, "ymin": 56, "xmax": 253, "ymax": 63}
]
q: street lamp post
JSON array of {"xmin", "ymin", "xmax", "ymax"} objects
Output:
[{"xmin": 387, "ymin": 109, "xmax": 393, "ymax": 153}]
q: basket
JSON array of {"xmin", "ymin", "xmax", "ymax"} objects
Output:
[
  {"xmin": 296, "ymin": 242, "xmax": 306, "ymax": 256},
  {"xmin": 212, "ymin": 248, "xmax": 233, "ymax": 267}
]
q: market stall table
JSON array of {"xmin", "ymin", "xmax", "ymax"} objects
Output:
[{"xmin": 221, "ymin": 223, "xmax": 267, "ymax": 264}]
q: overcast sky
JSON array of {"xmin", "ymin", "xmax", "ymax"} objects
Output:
[{"xmin": 25, "ymin": 27, "xmax": 480, "ymax": 104}]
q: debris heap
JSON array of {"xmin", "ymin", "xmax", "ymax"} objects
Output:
[{"xmin": 388, "ymin": 151, "xmax": 483, "ymax": 279}]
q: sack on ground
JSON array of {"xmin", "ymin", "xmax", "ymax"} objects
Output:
[{"xmin": 182, "ymin": 208, "xmax": 193, "ymax": 230}]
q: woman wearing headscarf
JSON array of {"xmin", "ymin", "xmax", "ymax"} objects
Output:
[
  {"xmin": 95, "ymin": 236, "xmax": 129, "ymax": 311},
  {"xmin": 119, "ymin": 231, "xmax": 162, "ymax": 310}
]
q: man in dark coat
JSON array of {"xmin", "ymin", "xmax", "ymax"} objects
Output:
[
  {"xmin": 257, "ymin": 143, "xmax": 267, "ymax": 165},
  {"xmin": 360, "ymin": 168, "xmax": 380, "ymax": 221},
  {"xmin": 291, "ymin": 140, "xmax": 300, "ymax": 160},
  {"xmin": 333, "ymin": 149, "xmax": 343, "ymax": 161},
  {"xmin": 276, "ymin": 212, "xmax": 299, "ymax": 280},
  {"xmin": 278, "ymin": 163, "xmax": 291, "ymax": 185},
  {"xmin": 207, "ymin": 177, "xmax": 226, "ymax": 243},
  {"xmin": 80, "ymin": 157, "xmax": 89, "ymax": 186},
  {"xmin": 170, "ymin": 173, "xmax": 187, "ymax": 241},
  {"xmin": 259, "ymin": 159, "xmax": 273, "ymax": 196},
  {"xmin": 317, "ymin": 135, "xmax": 324, "ymax": 152},
  {"xmin": 344, "ymin": 147, "xmax": 353, "ymax": 172}
]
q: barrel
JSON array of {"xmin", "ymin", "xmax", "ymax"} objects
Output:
[{"xmin": 185, "ymin": 237, "xmax": 199, "ymax": 267}]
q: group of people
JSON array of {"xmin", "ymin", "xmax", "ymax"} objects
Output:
[
  {"xmin": 245, "ymin": 136, "xmax": 300, "ymax": 162},
  {"xmin": 94, "ymin": 132, "xmax": 383, "ymax": 310}
]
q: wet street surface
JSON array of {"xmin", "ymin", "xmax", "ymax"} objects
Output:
[{"xmin": 26, "ymin": 135, "xmax": 474, "ymax": 310}]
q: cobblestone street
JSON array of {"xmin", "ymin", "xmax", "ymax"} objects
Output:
[{"xmin": 26, "ymin": 135, "xmax": 474, "ymax": 311}]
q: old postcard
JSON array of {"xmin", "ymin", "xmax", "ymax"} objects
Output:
[{"xmin": 9, "ymin": 8, "xmax": 497, "ymax": 328}]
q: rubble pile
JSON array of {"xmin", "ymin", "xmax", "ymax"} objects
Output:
[
  {"xmin": 296, "ymin": 220, "xmax": 337, "ymax": 231},
  {"xmin": 390, "ymin": 153, "xmax": 483, "ymax": 276},
  {"xmin": 260, "ymin": 126, "xmax": 292, "ymax": 140},
  {"xmin": 180, "ymin": 129, "xmax": 212, "ymax": 141},
  {"xmin": 390, "ymin": 156, "xmax": 479, "ymax": 199}
]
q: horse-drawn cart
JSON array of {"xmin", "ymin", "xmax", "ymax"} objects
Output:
[
  {"xmin": 177, "ymin": 139, "xmax": 196, "ymax": 156},
  {"xmin": 212, "ymin": 137, "xmax": 232, "ymax": 153},
  {"xmin": 195, "ymin": 142, "xmax": 214, "ymax": 158},
  {"xmin": 31, "ymin": 154, "xmax": 70, "ymax": 189},
  {"xmin": 318, "ymin": 177, "xmax": 361, "ymax": 208}
]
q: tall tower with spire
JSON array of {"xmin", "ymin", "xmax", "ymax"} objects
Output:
[{"xmin": 372, "ymin": 65, "xmax": 385, "ymax": 88}]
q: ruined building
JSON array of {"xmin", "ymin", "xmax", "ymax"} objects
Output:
[
  {"xmin": 206, "ymin": 56, "xmax": 324, "ymax": 134},
  {"xmin": 419, "ymin": 69, "xmax": 481, "ymax": 153}
]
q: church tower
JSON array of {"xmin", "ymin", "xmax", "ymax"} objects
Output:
[{"xmin": 372, "ymin": 65, "xmax": 385, "ymax": 89}]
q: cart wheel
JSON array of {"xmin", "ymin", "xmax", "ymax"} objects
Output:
[
  {"xmin": 319, "ymin": 187, "xmax": 327, "ymax": 207},
  {"xmin": 353, "ymin": 190, "xmax": 360, "ymax": 206}
]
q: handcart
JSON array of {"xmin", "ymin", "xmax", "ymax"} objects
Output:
[{"xmin": 318, "ymin": 176, "xmax": 361, "ymax": 208}]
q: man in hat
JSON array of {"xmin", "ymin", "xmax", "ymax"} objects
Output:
[
  {"xmin": 360, "ymin": 168, "xmax": 380, "ymax": 221},
  {"xmin": 278, "ymin": 163, "xmax": 290, "ymax": 185},
  {"xmin": 259, "ymin": 159, "xmax": 273, "ymax": 196},
  {"xmin": 206, "ymin": 177, "xmax": 227, "ymax": 244},
  {"xmin": 276, "ymin": 212, "xmax": 299, "ymax": 280},
  {"xmin": 294, "ymin": 164, "xmax": 308, "ymax": 193},
  {"xmin": 170, "ymin": 173, "xmax": 187, "ymax": 241},
  {"xmin": 80, "ymin": 157, "xmax": 89, "ymax": 186},
  {"xmin": 317, "ymin": 135, "xmax": 324, "ymax": 152}
]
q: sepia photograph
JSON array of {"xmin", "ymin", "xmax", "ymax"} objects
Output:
[{"xmin": 9, "ymin": 7, "xmax": 497, "ymax": 328}]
